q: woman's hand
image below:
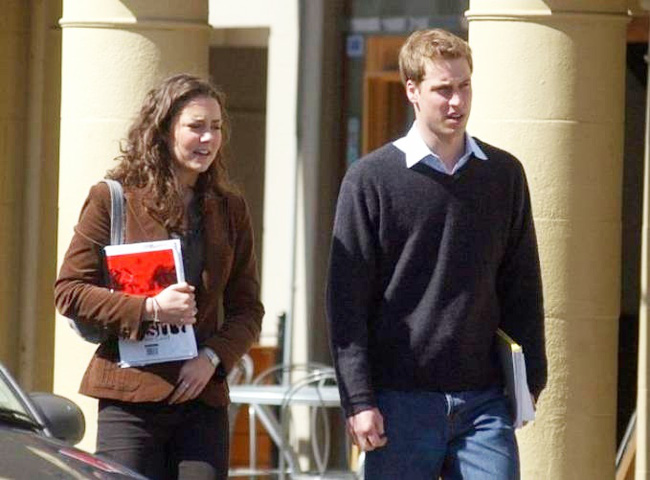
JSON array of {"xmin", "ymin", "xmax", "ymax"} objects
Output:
[
  {"xmin": 168, "ymin": 353, "xmax": 217, "ymax": 404},
  {"xmin": 150, "ymin": 282, "xmax": 197, "ymax": 326}
]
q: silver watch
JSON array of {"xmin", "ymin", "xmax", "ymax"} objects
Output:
[{"xmin": 200, "ymin": 347, "xmax": 220, "ymax": 368}]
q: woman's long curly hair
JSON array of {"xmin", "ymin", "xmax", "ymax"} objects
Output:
[{"xmin": 107, "ymin": 73, "xmax": 236, "ymax": 233}]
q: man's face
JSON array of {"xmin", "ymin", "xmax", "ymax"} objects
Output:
[{"xmin": 406, "ymin": 57, "xmax": 472, "ymax": 146}]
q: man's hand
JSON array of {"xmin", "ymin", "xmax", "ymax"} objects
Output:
[{"xmin": 347, "ymin": 408, "xmax": 388, "ymax": 452}]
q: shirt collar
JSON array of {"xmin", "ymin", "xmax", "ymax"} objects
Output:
[{"xmin": 393, "ymin": 122, "xmax": 488, "ymax": 169}]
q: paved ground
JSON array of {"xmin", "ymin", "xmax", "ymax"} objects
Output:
[{"xmin": 228, "ymin": 468, "xmax": 358, "ymax": 479}]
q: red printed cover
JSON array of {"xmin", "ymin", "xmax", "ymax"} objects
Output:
[
  {"xmin": 104, "ymin": 239, "xmax": 196, "ymax": 367},
  {"xmin": 106, "ymin": 249, "xmax": 178, "ymax": 296}
]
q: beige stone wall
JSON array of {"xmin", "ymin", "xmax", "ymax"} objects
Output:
[
  {"xmin": 209, "ymin": 1, "xmax": 300, "ymax": 353},
  {"xmin": 467, "ymin": 1, "xmax": 627, "ymax": 478},
  {"xmin": 55, "ymin": 0, "xmax": 210, "ymax": 451}
]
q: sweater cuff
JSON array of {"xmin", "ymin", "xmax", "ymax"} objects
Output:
[{"xmin": 342, "ymin": 392, "xmax": 377, "ymax": 418}]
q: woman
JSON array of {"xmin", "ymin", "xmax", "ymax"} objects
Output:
[{"xmin": 55, "ymin": 73, "xmax": 264, "ymax": 480}]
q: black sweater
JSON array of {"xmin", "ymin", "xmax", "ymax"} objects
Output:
[{"xmin": 326, "ymin": 140, "xmax": 547, "ymax": 417}]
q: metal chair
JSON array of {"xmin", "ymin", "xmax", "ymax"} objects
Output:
[
  {"xmin": 227, "ymin": 353, "xmax": 255, "ymax": 386},
  {"xmin": 246, "ymin": 363, "xmax": 357, "ymax": 479},
  {"xmin": 226, "ymin": 353, "xmax": 254, "ymax": 441}
]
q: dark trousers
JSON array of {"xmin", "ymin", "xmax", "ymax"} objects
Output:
[{"xmin": 96, "ymin": 399, "xmax": 229, "ymax": 480}]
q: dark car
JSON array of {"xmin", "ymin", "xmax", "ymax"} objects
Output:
[{"xmin": 0, "ymin": 362, "xmax": 148, "ymax": 479}]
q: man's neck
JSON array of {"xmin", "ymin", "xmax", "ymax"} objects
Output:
[{"xmin": 418, "ymin": 128, "xmax": 466, "ymax": 170}]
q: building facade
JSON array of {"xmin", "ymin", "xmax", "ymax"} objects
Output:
[{"xmin": 0, "ymin": 0, "xmax": 642, "ymax": 478}]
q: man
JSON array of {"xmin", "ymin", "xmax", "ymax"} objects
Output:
[{"xmin": 326, "ymin": 29, "xmax": 546, "ymax": 479}]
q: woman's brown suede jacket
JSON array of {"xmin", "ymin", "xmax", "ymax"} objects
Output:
[{"xmin": 54, "ymin": 182, "xmax": 264, "ymax": 407}]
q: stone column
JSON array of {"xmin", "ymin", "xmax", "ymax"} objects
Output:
[
  {"xmin": 18, "ymin": 0, "xmax": 62, "ymax": 392},
  {"xmin": 466, "ymin": 1, "xmax": 627, "ymax": 478},
  {"xmin": 56, "ymin": 0, "xmax": 209, "ymax": 451},
  {"xmin": 0, "ymin": 0, "xmax": 61, "ymax": 394},
  {"xmin": 0, "ymin": 3, "xmax": 29, "ymax": 374}
]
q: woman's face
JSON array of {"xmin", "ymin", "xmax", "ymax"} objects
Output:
[{"xmin": 169, "ymin": 95, "xmax": 223, "ymax": 186}]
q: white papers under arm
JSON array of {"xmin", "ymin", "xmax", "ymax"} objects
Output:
[{"xmin": 496, "ymin": 328, "xmax": 536, "ymax": 429}]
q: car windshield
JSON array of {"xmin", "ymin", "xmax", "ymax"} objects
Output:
[{"xmin": 0, "ymin": 367, "xmax": 32, "ymax": 418}]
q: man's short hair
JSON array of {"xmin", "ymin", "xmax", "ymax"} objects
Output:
[{"xmin": 398, "ymin": 29, "xmax": 473, "ymax": 85}]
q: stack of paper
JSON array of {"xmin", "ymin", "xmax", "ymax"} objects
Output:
[
  {"xmin": 104, "ymin": 239, "xmax": 198, "ymax": 368},
  {"xmin": 496, "ymin": 329, "xmax": 536, "ymax": 428}
]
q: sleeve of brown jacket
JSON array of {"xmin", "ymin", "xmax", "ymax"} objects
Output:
[
  {"xmin": 54, "ymin": 183, "xmax": 148, "ymax": 341},
  {"xmin": 202, "ymin": 194, "xmax": 264, "ymax": 375}
]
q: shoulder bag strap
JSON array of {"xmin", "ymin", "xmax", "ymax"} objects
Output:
[{"xmin": 101, "ymin": 179, "xmax": 125, "ymax": 245}]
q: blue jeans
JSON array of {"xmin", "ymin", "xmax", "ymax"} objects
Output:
[{"xmin": 364, "ymin": 388, "xmax": 519, "ymax": 480}]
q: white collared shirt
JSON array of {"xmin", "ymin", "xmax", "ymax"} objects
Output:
[{"xmin": 393, "ymin": 122, "xmax": 488, "ymax": 175}]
